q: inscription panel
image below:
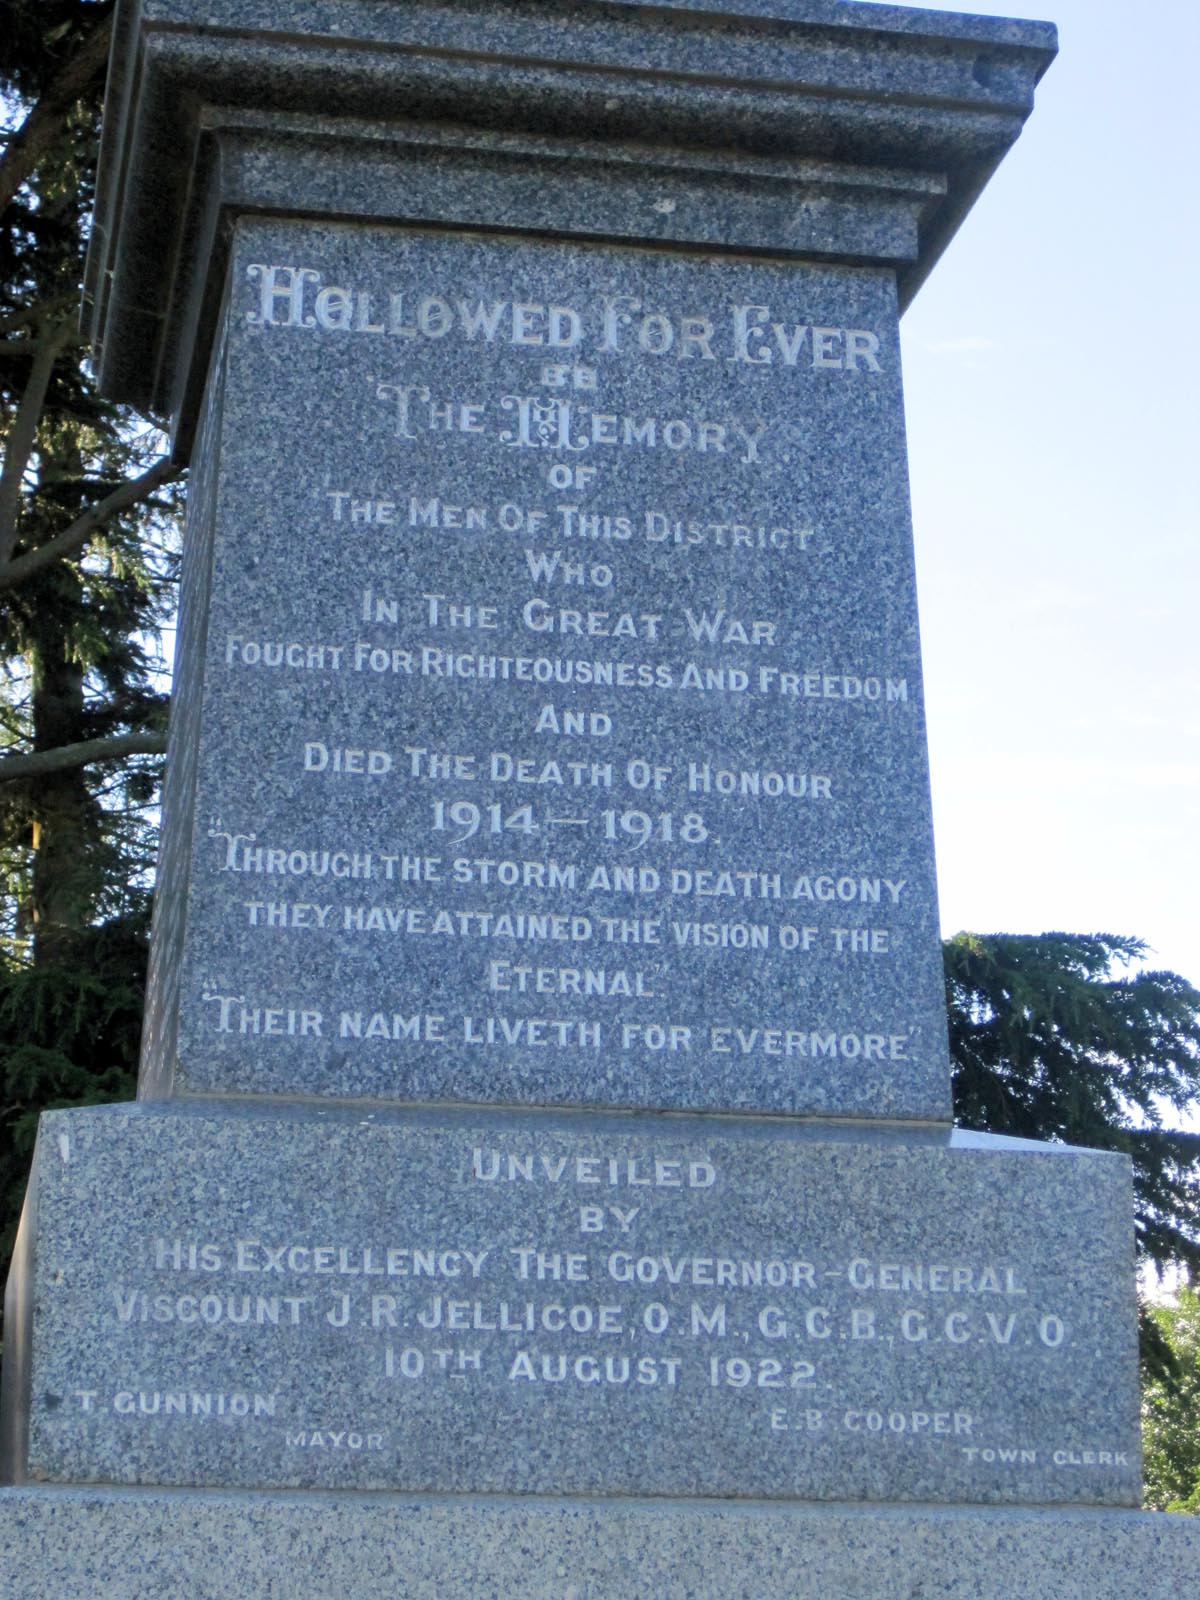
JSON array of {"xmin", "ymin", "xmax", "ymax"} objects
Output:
[
  {"xmin": 21, "ymin": 1106, "xmax": 1139, "ymax": 1504},
  {"xmin": 161, "ymin": 218, "xmax": 949, "ymax": 1115}
]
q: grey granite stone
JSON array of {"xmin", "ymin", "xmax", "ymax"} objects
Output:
[
  {"xmin": 7, "ymin": 12, "xmax": 1128, "ymax": 1592},
  {"xmin": 84, "ymin": 0, "xmax": 1056, "ymax": 437},
  {"xmin": 2, "ymin": 1102, "xmax": 1139, "ymax": 1505},
  {"xmin": 3, "ymin": 1489, "xmax": 1199, "ymax": 1600},
  {"xmin": 139, "ymin": 217, "xmax": 953, "ymax": 1120}
]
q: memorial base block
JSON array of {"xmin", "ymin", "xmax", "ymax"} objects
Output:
[
  {"xmin": 3, "ymin": 1101, "xmax": 1139, "ymax": 1508},
  {"xmin": 2, "ymin": 1489, "xmax": 1199, "ymax": 1600}
]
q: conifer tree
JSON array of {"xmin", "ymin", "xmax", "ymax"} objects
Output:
[
  {"xmin": 946, "ymin": 931, "xmax": 1200, "ymax": 1278},
  {"xmin": 0, "ymin": 0, "xmax": 181, "ymax": 1316},
  {"xmin": 947, "ymin": 929, "xmax": 1200, "ymax": 1400}
]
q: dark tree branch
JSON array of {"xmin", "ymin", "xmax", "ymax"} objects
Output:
[
  {"xmin": 0, "ymin": 293, "xmax": 80, "ymax": 338},
  {"xmin": 0, "ymin": 732, "xmax": 167, "ymax": 784},
  {"xmin": 0, "ymin": 457, "xmax": 180, "ymax": 587},
  {"xmin": 0, "ymin": 15, "xmax": 114, "ymax": 215},
  {"xmin": 0, "ymin": 321, "xmax": 75, "ymax": 567}
]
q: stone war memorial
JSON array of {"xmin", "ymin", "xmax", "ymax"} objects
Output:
[{"xmin": 2, "ymin": 0, "xmax": 1197, "ymax": 1594}]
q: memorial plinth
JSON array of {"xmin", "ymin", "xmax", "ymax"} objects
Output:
[
  {"xmin": 5, "ymin": 2, "xmax": 1198, "ymax": 1595},
  {"xmin": 5, "ymin": 1105, "xmax": 1141, "ymax": 1505}
]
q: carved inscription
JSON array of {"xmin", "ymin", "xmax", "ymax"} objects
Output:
[
  {"xmin": 180, "ymin": 225, "xmax": 949, "ymax": 1112},
  {"xmin": 35, "ymin": 1122, "xmax": 1137, "ymax": 1502}
]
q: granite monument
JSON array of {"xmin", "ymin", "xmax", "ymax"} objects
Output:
[{"xmin": 3, "ymin": 1, "xmax": 1197, "ymax": 1595}]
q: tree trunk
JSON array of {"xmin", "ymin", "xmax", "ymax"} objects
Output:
[{"xmin": 29, "ymin": 628, "xmax": 105, "ymax": 962}]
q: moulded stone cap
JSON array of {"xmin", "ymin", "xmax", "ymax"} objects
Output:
[{"xmin": 83, "ymin": 0, "xmax": 1056, "ymax": 449}]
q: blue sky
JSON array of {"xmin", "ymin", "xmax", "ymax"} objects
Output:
[{"xmin": 869, "ymin": 0, "xmax": 1200, "ymax": 987}]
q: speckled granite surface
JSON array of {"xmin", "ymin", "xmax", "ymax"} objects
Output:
[
  {"xmin": 84, "ymin": 0, "xmax": 1056, "ymax": 431},
  {"xmin": 3, "ymin": 1489, "xmax": 1199, "ymax": 1600},
  {"xmin": 139, "ymin": 219, "xmax": 953, "ymax": 1120},
  {"xmin": 3, "ymin": 1104, "xmax": 1138, "ymax": 1506},
  {"xmin": 15, "ymin": 7, "xmax": 1186, "ymax": 1598}
]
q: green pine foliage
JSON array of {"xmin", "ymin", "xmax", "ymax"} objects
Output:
[
  {"xmin": 946, "ymin": 932, "xmax": 1200, "ymax": 1280},
  {"xmin": 0, "ymin": 1, "xmax": 179, "ymax": 1341},
  {"xmin": 1143, "ymin": 1287, "xmax": 1200, "ymax": 1512}
]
